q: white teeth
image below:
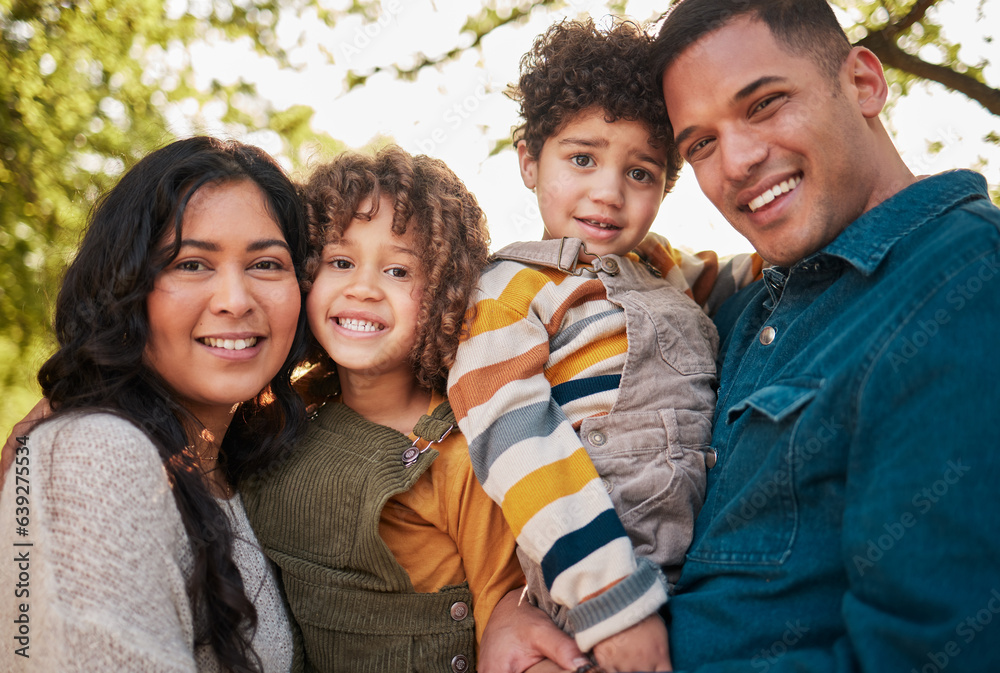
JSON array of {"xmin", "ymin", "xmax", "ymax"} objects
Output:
[
  {"xmin": 581, "ymin": 218, "xmax": 619, "ymax": 230},
  {"xmin": 748, "ymin": 175, "xmax": 801, "ymax": 212},
  {"xmin": 202, "ymin": 337, "xmax": 257, "ymax": 350},
  {"xmin": 338, "ymin": 317, "xmax": 385, "ymax": 332}
]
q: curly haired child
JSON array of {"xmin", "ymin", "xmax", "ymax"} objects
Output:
[
  {"xmin": 447, "ymin": 18, "xmax": 763, "ymax": 672},
  {"xmin": 242, "ymin": 145, "xmax": 531, "ymax": 672}
]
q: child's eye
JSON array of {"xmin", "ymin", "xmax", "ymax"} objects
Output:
[
  {"xmin": 628, "ymin": 168, "xmax": 651, "ymax": 182},
  {"xmin": 571, "ymin": 155, "xmax": 594, "ymax": 168},
  {"xmin": 329, "ymin": 258, "xmax": 353, "ymax": 270},
  {"xmin": 387, "ymin": 267, "xmax": 408, "ymax": 279}
]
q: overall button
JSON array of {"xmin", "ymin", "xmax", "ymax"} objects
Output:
[
  {"xmin": 450, "ymin": 601, "xmax": 469, "ymax": 621},
  {"xmin": 601, "ymin": 477, "xmax": 614, "ymax": 493},
  {"xmin": 759, "ymin": 326, "xmax": 777, "ymax": 345},
  {"xmin": 588, "ymin": 430, "xmax": 607, "ymax": 447},
  {"xmin": 602, "ymin": 257, "xmax": 619, "ymax": 274},
  {"xmin": 704, "ymin": 448, "xmax": 718, "ymax": 469},
  {"xmin": 451, "ymin": 654, "xmax": 470, "ymax": 673}
]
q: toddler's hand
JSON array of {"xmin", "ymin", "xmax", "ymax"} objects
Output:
[{"xmin": 591, "ymin": 613, "xmax": 671, "ymax": 672}]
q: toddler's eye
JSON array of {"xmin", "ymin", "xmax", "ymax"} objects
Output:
[
  {"xmin": 629, "ymin": 168, "xmax": 650, "ymax": 182},
  {"xmin": 572, "ymin": 155, "xmax": 594, "ymax": 168},
  {"xmin": 387, "ymin": 267, "xmax": 408, "ymax": 279}
]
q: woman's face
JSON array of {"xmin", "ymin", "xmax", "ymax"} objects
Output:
[{"xmin": 144, "ymin": 179, "xmax": 301, "ymax": 424}]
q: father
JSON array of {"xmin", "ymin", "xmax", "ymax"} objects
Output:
[{"xmin": 652, "ymin": 0, "xmax": 1000, "ymax": 670}]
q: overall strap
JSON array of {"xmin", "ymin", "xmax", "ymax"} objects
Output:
[
  {"xmin": 404, "ymin": 400, "xmax": 457, "ymax": 467},
  {"xmin": 493, "ymin": 238, "xmax": 621, "ymax": 276}
]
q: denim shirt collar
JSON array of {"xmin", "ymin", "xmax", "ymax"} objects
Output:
[{"xmin": 819, "ymin": 170, "xmax": 989, "ymax": 276}]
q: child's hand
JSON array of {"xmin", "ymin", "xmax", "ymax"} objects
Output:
[{"xmin": 591, "ymin": 613, "xmax": 672, "ymax": 672}]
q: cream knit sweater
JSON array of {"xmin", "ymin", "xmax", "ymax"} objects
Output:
[{"xmin": 0, "ymin": 412, "xmax": 293, "ymax": 672}]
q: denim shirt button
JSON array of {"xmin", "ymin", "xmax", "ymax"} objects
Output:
[
  {"xmin": 588, "ymin": 430, "xmax": 607, "ymax": 446},
  {"xmin": 760, "ymin": 326, "xmax": 777, "ymax": 345}
]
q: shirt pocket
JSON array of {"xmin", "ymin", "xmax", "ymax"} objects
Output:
[
  {"xmin": 686, "ymin": 378, "xmax": 822, "ymax": 566},
  {"xmin": 629, "ymin": 286, "xmax": 719, "ymax": 376}
]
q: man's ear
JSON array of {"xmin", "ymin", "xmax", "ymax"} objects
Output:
[
  {"xmin": 517, "ymin": 140, "xmax": 538, "ymax": 190},
  {"xmin": 846, "ymin": 47, "xmax": 889, "ymax": 119}
]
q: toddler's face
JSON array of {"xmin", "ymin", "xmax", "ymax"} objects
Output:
[
  {"xmin": 519, "ymin": 107, "xmax": 668, "ymax": 261},
  {"xmin": 306, "ymin": 196, "xmax": 425, "ymax": 382}
]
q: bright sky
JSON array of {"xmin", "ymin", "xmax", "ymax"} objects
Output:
[{"xmin": 174, "ymin": 0, "xmax": 1000, "ymax": 257}]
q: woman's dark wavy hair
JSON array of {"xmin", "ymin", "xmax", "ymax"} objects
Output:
[
  {"xmin": 299, "ymin": 145, "xmax": 490, "ymax": 396},
  {"xmin": 37, "ymin": 136, "xmax": 310, "ymax": 673},
  {"xmin": 509, "ymin": 17, "xmax": 682, "ymax": 190}
]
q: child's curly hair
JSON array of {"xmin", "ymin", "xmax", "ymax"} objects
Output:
[
  {"xmin": 299, "ymin": 145, "xmax": 490, "ymax": 395},
  {"xmin": 509, "ymin": 17, "xmax": 682, "ymax": 190}
]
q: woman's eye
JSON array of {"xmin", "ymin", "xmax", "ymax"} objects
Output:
[
  {"xmin": 253, "ymin": 260, "xmax": 284, "ymax": 271},
  {"xmin": 572, "ymin": 155, "xmax": 594, "ymax": 168},
  {"xmin": 176, "ymin": 260, "xmax": 206, "ymax": 271}
]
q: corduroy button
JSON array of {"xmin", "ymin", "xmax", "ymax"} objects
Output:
[
  {"xmin": 450, "ymin": 601, "xmax": 469, "ymax": 621},
  {"xmin": 705, "ymin": 448, "xmax": 718, "ymax": 469},
  {"xmin": 451, "ymin": 654, "xmax": 470, "ymax": 672},
  {"xmin": 760, "ymin": 326, "xmax": 777, "ymax": 345},
  {"xmin": 601, "ymin": 478, "xmax": 614, "ymax": 493},
  {"xmin": 588, "ymin": 430, "xmax": 607, "ymax": 447}
]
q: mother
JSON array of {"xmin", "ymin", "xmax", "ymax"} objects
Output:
[{"xmin": 0, "ymin": 136, "xmax": 309, "ymax": 671}]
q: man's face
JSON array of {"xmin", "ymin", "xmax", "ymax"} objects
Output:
[{"xmin": 662, "ymin": 17, "xmax": 881, "ymax": 266}]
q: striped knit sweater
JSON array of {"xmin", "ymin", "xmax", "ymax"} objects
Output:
[{"xmin": 448, "ymin": 234, "xmax": 762, "ymax": 650}]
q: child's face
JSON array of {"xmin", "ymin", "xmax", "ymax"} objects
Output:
[
  {"xmin": 306, "ymin": 195, "xmax": 426, "ymax": 382},
  {"xmin": 519, "ymin": 106, "xmax": 668, "ymax": 261}
]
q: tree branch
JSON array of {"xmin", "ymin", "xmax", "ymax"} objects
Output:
[
  {"xmin": 345, "ymin": 0, "xmax": 559, "ymax": 90},
  {"xmin": 859, "ymin": 29, "xmax": 1000, "ymax": 116},
  {"xmin": 889, "ymin": 0, "xmax": 938, "ymax": 35}
]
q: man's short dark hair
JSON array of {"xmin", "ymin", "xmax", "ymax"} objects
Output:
[{"xmin": 651, "ymin": 0, "xmax": 852, "ymax": 84}]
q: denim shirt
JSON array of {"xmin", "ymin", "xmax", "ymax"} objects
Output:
[{"xmin": 667, "ymin": 170, "xmax": 1000, "ymax": 672}]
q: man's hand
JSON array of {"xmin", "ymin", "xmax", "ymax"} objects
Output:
[
  {"xmin": 2, "ymin": 399, "xmax": 51, "ymax": 493},
  {"xmin": 479, "ymin": 588, "xmax": 589, "ymax": 673},
  {"xmin": 592, "ymin": 613, "xmax": 672, "ymax": 672}
]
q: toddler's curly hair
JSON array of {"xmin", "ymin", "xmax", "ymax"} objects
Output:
[
  {"xmin": 300, "ymin": 145, "xmax": 490, "ymax": 395},
  {"xmin": 510, "ymin": 17, "xmax": 682, "ymax": 190}
]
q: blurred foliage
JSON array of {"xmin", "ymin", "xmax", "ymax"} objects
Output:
[
  {"xmin": 0, "ymin": 0, "xmax": 351, "ymax": 432},
  {"xmin": 2, "ymin": 0, "xmax": 998, "ymax": 434}
]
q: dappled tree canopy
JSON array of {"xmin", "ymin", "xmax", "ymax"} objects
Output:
[{"xmin": 1, "ymin": 0, "xmax": 997, "ymax": 431}]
